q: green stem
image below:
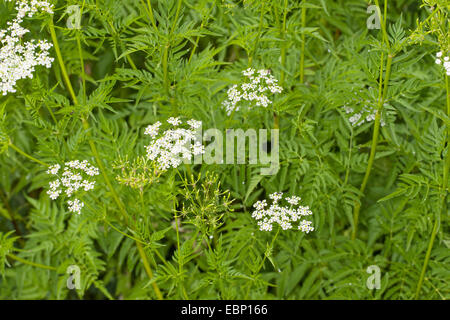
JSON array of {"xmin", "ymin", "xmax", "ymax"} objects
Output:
[
  {"xmin": 274, "ymin": 0, "xmax": 288, "ymax": 131},
  {"xmin": 8, "ymin": 142, "xmax": 48, "ymax": 167},
  {"xmin": 351, "ymin": 0, "xmax": 391, "ymax": 239},
  {"xmin": 274, "ymin": 112, "xmax": 279, "ymax": 129},
  {"xmin": 299, "ymin": 1, "xmax": 306, "ymax": 83},
  {"xmin": 161, "ymin": 0, "xmax": 182, "ymax": 96},
  {"xmin": 171, "ymin": 0, "xmax": 183, "ymax": 35},
  {"xmin": 50, "ymin": 17, "xmax": 163, "ymax": 299},
  {"xmin": 162, "ymin": 43, "xmax": 170, "ymax": 95},
  {"xmin": 344, "ymin": 129, "xmax": 354, "ymax": 185},
  {"xmin": 0, "ymin": 189, "xmax": 24, "ymax": 245},
  {"xmin": 49, "ymin": 17, "xmax": 78, "ymax": 105},
  {"xmin": 280, "ymin": 0, "xmax": 288, "ymax": 86},
  {"xmin": 374, "ymin": 0, "xmax": 390, "ymax": 50},
  {"xmin": 414, "ymin": 74, "xmax": 450, "ymax": 299},
  {"xmin": 7, "ymin": 253, "xmax": 57, "ymax": 271},
  {"xmin": 105, "ymin": 219, "xmax": 172, "ymax": 270},
  {"xmin": 248, "ymin": 1, "xmax": 265, "ymax": 66},
  {"xmin": 248, "ymin": 1, "xmax": 266, "ymax": 67},
  {"xmin": 105, "ymin": 219, "xmax": 146, "ymax": 244},
  {"xmin": 245, "ymin": 227, "xmax": 280, "ymax": 299},
  {"xmin": 81, "ymin": 120, "xmax": 128, "ymax": 223},
  {"xmin": 189, "ymin": 3, "xmax": 214, "ymax": 63},
  {"xmin": 141, "ymin": 0, "xmax": 157, "ymax": 31},
  {"xmin": 46, "ymin": 105, "xmax": 58, "ymax": 124},
  {"xmin": 352, "ymin": 54, "xmax": 393, "ymax": 240},
  {"xmin": 173, "ymin": 195, "xmax": 188, "ymax": 299},
  {"xmin": 136, "ymin": 242, "xmax": 163, "ymax": 300},
  {"xmin": 76, "ymin": 33, "xmax": 86, "ymax": 104}
]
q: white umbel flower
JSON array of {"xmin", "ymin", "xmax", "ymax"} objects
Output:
[
  {"xmin": 144, "ymin": 121, "xmax": 161, "ymax": 138},
  {"xmin": 435, "ymin": 52, "xmax": 450, "ymax": 76},
  {"xmin": 0, "ymin": 1, "xmax": 54, "ymax": 95},
  {"xmin": 46, "ymin": 164, "xmax": 60, "ymax": 175},
  {"xmin": 67, "ymin": 199, "xmax": 84, "ymax": 215},
  {"xmin": 286, "ymin": 196, "xmax": 301, "ymax": 205},
  {"xmin": 343, "ymin": 104, "xmax": 385, "ymax": 127},
  {"xmin": 46, "ymin": 160, "xmax": 99, "ymax": 214},
  {"xmin": 251, "ymin": 193, "xmax": 314, "ymax": 233},
  {"xmin": 187, "ymin": 119, "xmax": 202, "ymax": 129},
  {"xmin": 298, "ymin": 220, "xmax": 314, "ymax": 233},
  {"xmin": 222, "ymin": 68, "xmax": 283, "ymax": 115},
  {"xmin": 167, "ymin": 117, "xmax": 181, "ymax": 126},
  {"xmin": 144, "ymin": 118, "xmax": 205, "ymax": 171}
]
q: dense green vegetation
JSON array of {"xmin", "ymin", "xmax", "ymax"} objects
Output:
[{"xmin": 0, "ymin": 0, "xmax": 449, "ymax": 299}]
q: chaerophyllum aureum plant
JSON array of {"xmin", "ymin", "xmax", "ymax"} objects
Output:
[{"xmin": 0, "ymin": 0, "xmax": 448, "ymax": 300}]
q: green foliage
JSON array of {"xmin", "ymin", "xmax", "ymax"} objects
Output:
[{"xmin": 0, "ymin": 0, "xmax": 448, "ymax": 300}]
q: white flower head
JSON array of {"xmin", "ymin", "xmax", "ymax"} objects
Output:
[
  {"xmin": 0, "ymin": 0, "xmax": 54, "ymax": 95},
  {"xmin": 167, "ymin": 117, "xmax": 182, "ymax": 126},
  {"xmin": 145, "ymin": 118, "xmax": 205, "ymax": 171},
  {"xmin": 46, "ymin": 164, "xmax": 60, "ymax": 175},
  {"xmin": 46, "ymin": 160, "xmax": 99, "ymax": 214},
  {"xmin": 67, "ymin": 199, "xmax": 84, "ymax": 215},
  {"xmin": 343, "ymin": 100, "xmax": 385, "ymax": 128},
  {"xmin": 269, "ymin": 192, "xmax": 283, "ymax": 203},
  {"xmin": 298, "ymin": 220, "xmax": 314, "ymax": 233},
  {"xmin": 435, "ymin": 52, "xmax": 450, "ymax": 74},
  {"xmin": 187, "ymin": 119, "xmax": 202, "ymax": 129},
  {"xmin": 251, "ymin": 193, "xmax": 314, "ymax": 233},
  {"xmin": 253, "ymin": 199, "xmax": 267, "ymax": 211},
  {"xmin": 286, "ymin": 196, "xmax": 301, "ymax": 206},
  {"xmin": 144, "ymin": 121, "xmax": 161, "ymax": 138},
  {"xmin": 222, "ymin": 69, "xmax": 283, "ymax": 115}
]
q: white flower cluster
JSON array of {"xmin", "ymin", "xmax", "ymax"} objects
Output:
[
  {"xmin": 144, "ymin": 117, "xmax": 205, "ymax": 171},
  {"xmin": 251, "ymin": 192, "xmax": 314, "ymax": 233},
  {"xmin": 0, "ymin": 0, "xmax": 54, "ymax": 95},
  {"xmin": 222, "ymin": 68, "xmax": 283, "ymax": 115},
  {"xmin": 435, "ymin": 52, "xmax": 450, "ymax": 76},
  {"xmin": 46, "ymin": 160, "xmax": 99, "ymax": 214},
  {"xmin": 343, "ymin": 105, "xmax": 385, "ymax": 127}
]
